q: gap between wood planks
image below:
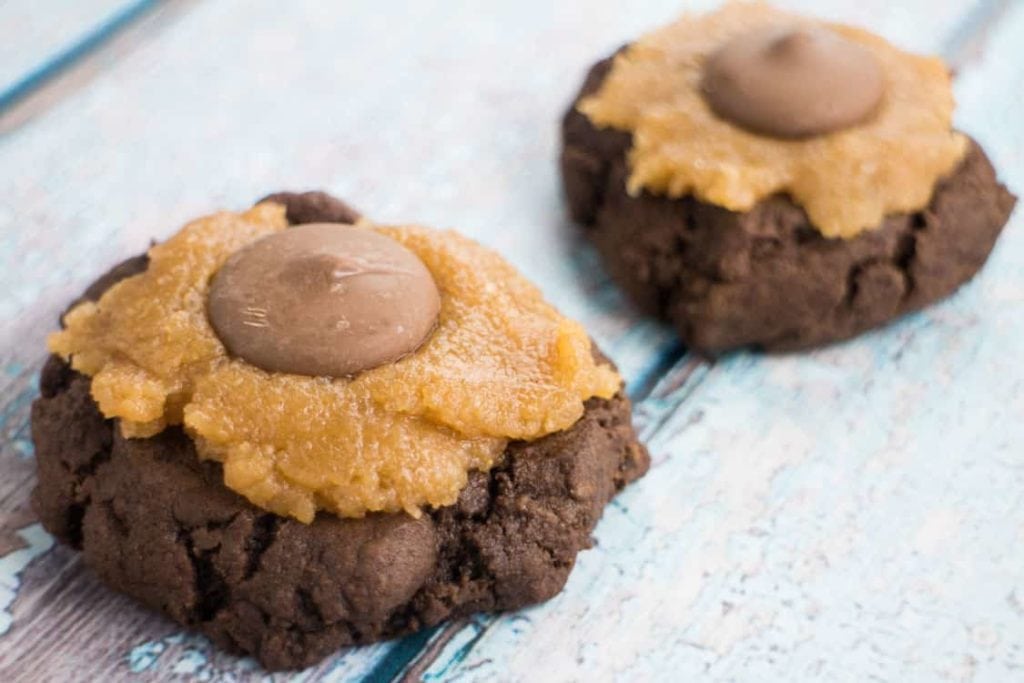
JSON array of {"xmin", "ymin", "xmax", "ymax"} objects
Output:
[
  {"xmin": 0, "ymin": 0, "xmax": 201, "ymax": 136},
  {"xmin": 0, "ymin": 0, "xmax": 162, "ymax": 112},
  {"xmin": 942, "ymin": 0, "xmax": 1016, "ymax": 73}
]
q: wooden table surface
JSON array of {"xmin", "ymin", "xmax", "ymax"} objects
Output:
[{"xmin": 1, "ymin": 1, "xmax": 1021, "ymax": 681}]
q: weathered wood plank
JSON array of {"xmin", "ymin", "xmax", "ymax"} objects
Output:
[{"xmin": 0, "ymin": 0, "xmax": 1018, "ymax": 681}]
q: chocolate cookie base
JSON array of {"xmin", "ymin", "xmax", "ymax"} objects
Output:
[
  {"xmin": 31, "ymin": 193, "xmax": 650, "ymax": 671},
  {"xmin": 561, "ymin": 56, "xmax": 1017, "ymax": 352}
]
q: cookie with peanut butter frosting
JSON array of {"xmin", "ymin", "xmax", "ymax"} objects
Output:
[
  {"xmin": 562, "ymin": 3, "xmax": 1015, "ymax": 352},
  {"xmin": 48, "ymin": 201, "xmax": 621, "ymax": 523},
  {"xmin": 578, "ymin": 2, "xmax": 966, "ymax": 239},
  {"xmin": 32, "ymin": 191, "xmax": 649, "ymax": 670}
]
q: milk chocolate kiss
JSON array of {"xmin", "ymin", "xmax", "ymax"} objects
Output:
[
  {"xmin": 702, "ymin": 26, "xmax": 885, "ymax": 138},
  {"xmin": 208, "ymin": 224, "xmax": 441, "ymax": 377}
]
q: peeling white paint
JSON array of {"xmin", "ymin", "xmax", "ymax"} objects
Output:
[{"xmin": 0, "ymin": 524, "xmax": 54, "ymax": 635}]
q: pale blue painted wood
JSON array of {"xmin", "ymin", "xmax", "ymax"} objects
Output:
[
  {"xmin": 0, "ymin": 0, "xmax": 1018, "ymax": 681},
  {"xmin": 0, "ymin": 0, "xmax": 158, "ymax": 110}
]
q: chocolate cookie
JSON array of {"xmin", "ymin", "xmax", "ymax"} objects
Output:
[
  {"xmin": 561, "ymin": 55, "xmax": 1017, "ymax": 352},
  {"xmin": 31, "ymin": 191, "xmax": 649, "ymax": 671}
]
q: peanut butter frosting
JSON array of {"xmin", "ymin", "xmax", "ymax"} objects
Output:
[
  {"xmin": 578, "ymin": 2, "xmax": 967, "ymax": 238},
  {"xmin": 49, "ymin": 203, "xmax": 621, "ymax": 522}
]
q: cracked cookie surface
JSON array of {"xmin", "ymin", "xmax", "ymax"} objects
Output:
[
  {"xmin": 561, "ymin": 55, "xmax": 1016, "ymax": 352},
  {"xmin": 31, "ymin": 192, "xmax": 649, "ymax": 671}
]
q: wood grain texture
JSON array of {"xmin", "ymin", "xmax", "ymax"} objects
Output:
[{"xmin": 0, "ymin": 0, "xmax": 1020, "ymax": 681}]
